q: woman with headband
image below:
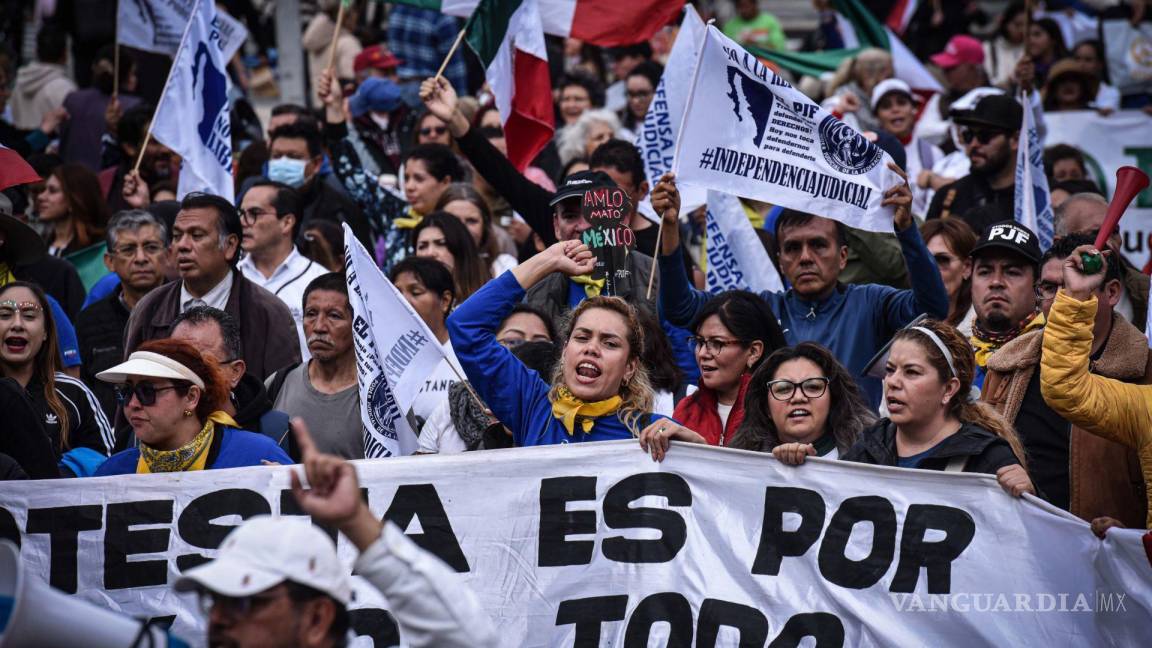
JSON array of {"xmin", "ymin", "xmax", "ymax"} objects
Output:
[{"xmin": 776, "ymin": 320, "xmax": 1035, "ymax": 497}]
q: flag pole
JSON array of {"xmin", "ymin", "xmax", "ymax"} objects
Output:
[
  {"xmin": 436, "ymin": 27, "xmax": 467, "ymax": 80},
  {"xmin": 645, "ymin": 211, "xmax": 667, "ymax": 301},
  {"xmin": 325, "ymin": 1, "xmax": 347, "ymax": 72},
  {"xmin": 113, "ymin": 0, "xmax": 120, "ymax": 98}
]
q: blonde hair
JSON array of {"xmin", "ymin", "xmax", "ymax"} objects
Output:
[
  {"xmin": 548, "ymin": 296, "xmax": 654, "ymax": 436},
  {"xmin": 892, "ymin": 319, "xmax": 1029, "ymax": 472}
]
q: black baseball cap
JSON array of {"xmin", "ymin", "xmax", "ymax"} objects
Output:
[
  {"xmin": 0, "ymin": 195, "xmax": 47, "ymax": 266},
  {"xmin": 549, "ymin": 170, "xmax": 619, "ymax": 207},
  {"xmin": 953, "ymin": 94, "xmax": 1023, "ymax": 132},
  {"xmin": 970, "ymin": 220, "xmax": 1042, "ymax": 265}
]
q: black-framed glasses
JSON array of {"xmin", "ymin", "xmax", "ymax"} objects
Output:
[
  {"xmin": 115, "ymin": 382, "xmax": 180, "ymax": 406},
  {"xmin": 767, "ymin": 377, "xmax": 830, "ymax": 401},
  {"xmin": 238, "ymin": 206, "xmax": 279, "ymax": 225},
  {"xmin": 959, "ymin": 127, "xmax": 1007, "ymax": 146},
  {"xmin": 419, "ymin": 126, "xmax": 448, "ymax": 137},
  {"xmin": 196, "ymin": 588, "xmax": 286, "ymax": 618},
  {"xmin": 688, "ymin": 336, "xmax": 745, "ymax": 355}
]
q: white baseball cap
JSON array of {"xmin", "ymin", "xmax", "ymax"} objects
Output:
[
  {"xmin": 870, "ymin": 78, "xmax": 915, "ymax": 111},
  {"xmin": 175, "ymin": 516, "xmax": 352, "ymax": 604}
]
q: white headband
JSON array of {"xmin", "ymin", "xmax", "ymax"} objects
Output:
[{"xmin": 910, "ymin": 326, "xmax": 957, "ymax": 379}]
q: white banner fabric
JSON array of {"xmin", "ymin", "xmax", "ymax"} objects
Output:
[
  {"xmin": 0, "ymin": 442, "xmax": 1149, "ymax": 647},
  {"xmin": 1014, "ymin": 91, "xmax": 1055, "ymax": 250},
  {"xmin": 704, "ymin": 190, "xmax": 784, "ymax": 294},
  {"xmin": 344, "ymin": 224, "xmax": 446, "ymax": 457},
  {"xmin": 674, "ymin": 26, "xmax": 902, "ymax": 234},
  {"xmin": 118, "ymin": 0, "xmax": 247, "ymax": 60}
]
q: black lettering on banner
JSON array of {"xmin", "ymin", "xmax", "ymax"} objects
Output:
[
  {"xmin": 766, "ymin": 612, "xmax": 845, "ymax": 648},
  {"xmin": 145, "ymin": 615, "xmax": 176, "ymax": 629},
  {"xmin": 176, "ymin": 489, "xmax": 272, "ymax": 571},
  {"xmin": 891, "ymin": 504, "xmax": 975, "ymax": 594},
  {"xmin": 602, "ymin": 473, "xmax": 691, "ymax": 563},
  {"xmin": 623, "ymin": 592, "xmax": 693, "ymax": 647},
  {"xmin": 383, "ymin": 484, "xmax": 469, "ymax": 572},
  {"xmin": 538, "ymin": 476, "xmax": 597, "ymax": 567},
  {"xmin": 697, "ymin": 599, "xmax": 769, "ymax": 647},
  {"xmin": 555, "ymin": 595, "xmax": 629, "ymax": 647},
  {"xmin": 0, "ymin": 506, "xmax": 21, "ymax": 547},
  {"xmin": 25, "ymin": 505, "xmax": 102, "ymax": 593},
  {"xmin": 817, "ymin": 496, "xmax": 896, "ymax": 589},
  {"xmin": 752, "ymin": 487, "xmax": 826, "ymax": 575},
  {"xmin": 349, "ymin": 608, "xmax": 401, "ymax": 646},
  {"xmin": 104, "ymin": 500, "xmax": 173, "ymax": 590}
]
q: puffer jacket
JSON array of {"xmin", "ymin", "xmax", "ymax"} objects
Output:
[
  {"xmin": 1040, "ymin": 291, "xmax": 1152, "ymax": 528},
  {"xmin": 673, "ymin": 373, "xmax": 751, "ymax": 446},
  {"xmin": 983, "ymin": 316, "xmax": 1149, "ymax": 527}
]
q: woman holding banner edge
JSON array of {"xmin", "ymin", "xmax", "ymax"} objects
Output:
[{"xmin": 446, "ymin": 242, "xmax": 669, "ymax": 446}]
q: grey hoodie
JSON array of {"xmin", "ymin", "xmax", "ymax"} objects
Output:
[{"xmin": 11, "ymin": 62, "xmax": 75, "ymax": 130}]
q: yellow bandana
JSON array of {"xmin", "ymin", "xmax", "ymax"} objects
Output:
[
  {"xmin": 393, "ymin": 207, "xmax": 424, "ymax": 230},
  {"xmin": 571, "ymin": 274, "xmax": 606, "ymax": 298},
  {"xmin": 136, "ymin": 411, "xmax": 239, "ymax": 474},
  {"xmin": 0, "ymin": 262, "xmax": 15, "ymax": 286},
  {"xmin": 970, "ymin": 311, "xmax": 1046, "ymax": 367},
  {"xmin": 551, "ymin": 385, "xmax": 622, "ymax": 435}
]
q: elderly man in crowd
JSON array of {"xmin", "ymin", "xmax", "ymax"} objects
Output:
[{"xmin": 124, "ymin": 192, "xmax": 301, "ymax": 379}]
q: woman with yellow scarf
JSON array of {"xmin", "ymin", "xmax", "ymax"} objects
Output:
[
  {"xmin": 94, "ymin": 340, "xmax": 291, "ymax": 475},
  {"xmin": 447, "ymin": 241, "xmax": 670, "ymax": 445}
]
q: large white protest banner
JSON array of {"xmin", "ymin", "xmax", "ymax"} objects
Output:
[
  {"xmin": 634, "ymin": 5, "xmax": 707, "ymax": 221},
  {"xmin": 675, "ymin": 26, "xmax": 903, "ymax": 234},
  {"xmin": 0, "ymin": 442, "xmax": 1148, "ymax": 647},
  {"xmin": 118, "ymin": 0, "xmax": 248, "ymax": 60},
  {"xmin": 1015, "ymin": 91, "xmax": 1055, "ymax": 249},
  {"xmin": 150, "ymin": 0, "xmax": 235, "ymax": 201},
  {"xmin": 704, "ymin": 190, "xmax": 784, "ymax": 293},
  {"xmin": 343, "ymin": 224, "xmax": 447, "ymax": 458}
]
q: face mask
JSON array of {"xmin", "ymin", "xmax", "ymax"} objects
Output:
[{"xmin": 268, "ymin": 157, "xmax": 307, "ymax": 188}]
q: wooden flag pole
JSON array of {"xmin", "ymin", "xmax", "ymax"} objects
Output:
[
  {"xmin": 325, "ymin": 1, "xmax": 347, "ymax": 72},
  {"xmin": 436, "ymin": 27, "xmax": 467, "ymax": 80},
  {"xmin": 132, "ymin": 129, "xmax": 154, "ymax": 175},
  {"xmin": 645, "ymin": 210, "xmax": 668, "ymax": 301}
]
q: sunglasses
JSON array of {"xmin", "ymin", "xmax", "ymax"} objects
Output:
[
  {"xmin": 959, "ymin": 127, "xmax": 1007, "ymax": 145},
  {"xmin": 420, "ymin": 126, "xmax": 448, "ymax": 137},
  {"xmin": 115, "ymin": 382, "xmax": 182, "ymax": 406}
]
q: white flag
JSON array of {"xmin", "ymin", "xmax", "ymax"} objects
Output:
[
  {"xmin": 343, "ymin": 224, "xmax": 447, "ymax": 457},
  {"xmin": 635, "ymin": 5, "xmax": 707, "ymax": 221},
  {"xmin": 704, "ymin": 190, "xmax": 784, "ymax": 294},
  {"xmin": 1014, "ymin": 90, "xmax": 1055, "ymax": 249},
  {"xmin": 118, "ymin": 0, "xmax": 247, "ymax": 60},
  {"xmin": 674, "ymin": 25, "xmax": 901, "ymax": 233}
]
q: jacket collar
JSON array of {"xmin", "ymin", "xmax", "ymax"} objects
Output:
[
  {"xmin": 858, "ymin": 419, "xmax": 1001, "ymax": 463},
  {"xmin": 151, "ymin": 271, "xmax": 245, "ymax": 329},
  {"xmin": 986, "ymin": 312, "xmax": 1147, "ymax": 379},
  {"xmin": 786, "ymin": 283, "xmax": 847, "ymax": 317}
]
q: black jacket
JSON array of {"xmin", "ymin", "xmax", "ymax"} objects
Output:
[
  {"xmin": 924, "ymin": 173, "xmax": 1015, "ymax": 236},
  {"xmin": 25, "ymin": 374, "xmax": 115, "ymax": 458},
  {"xmin": 0, "ymin": 378, "xmax": 58, "ymax": 479},
  {"xmin": 13, "ymin": 255, "xmax": 87, "ymax": 320},
  {"xmin": 842, "ymin": 419, "xmax": 1021, "ymax": 475},
  {"xmin": 76, "ymin": 287, "xmax": 131, "ymax": 421},
  {"xmin": 232, "ymin": 372, "xmax": 290, "ymax": 447},
  {"xmin": 298, "ymin": 174, "xmax": 374, "ymax": 252}
]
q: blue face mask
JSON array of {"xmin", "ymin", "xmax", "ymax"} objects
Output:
[{"xmin": 268, "ymin": 157, "xmax": 308, "ymax": 187}]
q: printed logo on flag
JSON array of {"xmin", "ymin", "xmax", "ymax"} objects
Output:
[
  {"xmin": 191, "ymin": 42, "xmax": 230, "ymax": 169},
  {"xmin": 817, "ymin": 116, "xmax": 883, "ymax": 175},
  {"xmin": 366, "ymin": 373, "xmax": 401, "ymax": 441},
  {"xmin": 726, "ymin": 66, "xmax": 776, "ymax": 149}
]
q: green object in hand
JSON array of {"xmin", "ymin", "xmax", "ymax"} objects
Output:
[{"xmin": 1080, "ymin": 252, "xmax": 1103, "ymax": 274}]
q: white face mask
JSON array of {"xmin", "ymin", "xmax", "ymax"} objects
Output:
[
  {"xmin": 268, "ymin": 157, "xmax": 308, "ymax": 188},
  {"xmin": 369, "ymin": 112, "xmax": 390, "ymax": 130}
]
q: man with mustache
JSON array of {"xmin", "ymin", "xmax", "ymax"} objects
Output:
[
  {"xmin": 267, "ymin": 272, "xmax": 362, "ymax": 459},
  {"xmin": 968, "ymin": 221, "xmax": 1044, "ymax": 390}
]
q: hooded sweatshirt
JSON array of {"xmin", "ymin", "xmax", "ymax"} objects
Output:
[{"xmin": 11, "ymin": 62, "xmax": 76, "ymax": 130}]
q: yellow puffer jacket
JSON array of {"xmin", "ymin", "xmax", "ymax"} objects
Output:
[{"xmin": 1040, "ymin": 291, "xmax": 1152, "ymax": 528}]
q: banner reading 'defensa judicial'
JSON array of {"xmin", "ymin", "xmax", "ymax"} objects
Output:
[
  {"xmin": 675, "ymin": 26, "xmax": 903, "ymax": 233},
  {"xmin": 0, "ymin": 442, "xmax": 1148, "ymax": 647}
]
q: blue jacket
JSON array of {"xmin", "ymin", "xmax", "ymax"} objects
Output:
[
  {"xmin": 93, "ymin": 427, "xmax": 292, "ymax": 476},
  {"xmin": 448, "ymin": 272, "xmax": 669, "ymax": 446},
  {"xmin": 659, "ymin": 223, "xmax": 948, "ymax": 406}
]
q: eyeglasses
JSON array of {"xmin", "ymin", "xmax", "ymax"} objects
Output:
[
  {"xmin": 419, "ymin": 126, "xmax": 448, "ymax": 137},
  {"xmin": 238, "ymin": 206, "xmax": 280, "ymax": 225},
  {"xmin": 767, "ymin": 377, "xmax": 830, "ymax": 401},
  {"xmin": 627, "ymin": 89, "xmax": 654, "ymax": 100},
  {"xmin": 0, "ymin": 301, "xmax": 42, "ymax": 322},
  {"xmin": 688, "ymin": 336, "xmax": 745, "ymax": 355},
  {"xmin": 111, "ymin": 242, "xmax": 167, "ymax": 259},
  {"xmin": 959, "ymin": 127, "xmax": 1007, "ymax": 146},
  {"xmin": 196, "ymin": 588, "xmax": 286, "ymax": 618},
  {"xmin": 115, "ymin": 382, "xmax": 180, "ymax": 406},
  {"xmin": 1035, "ymin": 281, "xmax": 1061, "ymax": 300}
]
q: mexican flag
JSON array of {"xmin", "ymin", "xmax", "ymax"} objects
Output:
[
  {"xmin": 402, "ymin": 0, "xmax": 681, "ymax": 47},
  {"xmin": 464, "ymin": 0, "xmax": 554, "ymax": 171}
]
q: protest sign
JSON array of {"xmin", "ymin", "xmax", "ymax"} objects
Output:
[
  {"xmin": 118, "ymin": 0, "xmax": 247, "ymax": 60},
  {"xmin": 0, "ymin": 442, "xmax": 1148, "ymax": 647},
  {"xmin": 581, "ymin": 186, "xmax": 634, "ymax": 296},
  {"xmin": 704, "ymin": 190, "xmax": 784, "ymax": 294},
  {"xmin": 675, "ymin": 26, "xmax": 902, "ymax": 234},
  {"xmin": 344, "ymin": 224, "xmax": 447, "ymax": 458}
]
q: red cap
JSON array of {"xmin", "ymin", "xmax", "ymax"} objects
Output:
[
  {"xmin": 930, "ymin": 35, "xmax": 985, "ymax": 69},
  {"xmin": 354, "ymin": 45, "xmax": 403, "ymax": 73}
]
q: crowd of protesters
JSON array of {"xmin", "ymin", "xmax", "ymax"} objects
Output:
[{"xmin": 3, "ymin": 0, "xmax": 1152, "ymax": 593}]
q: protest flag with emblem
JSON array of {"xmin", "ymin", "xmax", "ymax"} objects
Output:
[
  {"xmin": 674, "ymin": 25, "xmax": 901, "ymax": 234},
  {"xmin": 0, "ymin": 144, "xmax": 39, "ymax": 191},
  {"xmin": 703, "ymin": 190, "xmax": 784, "ymax": 294},
  {"xmin": 1014, "ymin": 91, "xmax": 1055, "ymax": 251},
  {"xmin": 117, "ymin": 0, "xmax": 248, "ymax": 60},
  {"xmin": 461, "ymin": 0, "xmax": 553, "ymax": 171},
  {"xmin": 149, "ymin": 0, "xmax": 235, "ymax": 201},
  {"xmin": 343, "ymin": 224, "xmax": 449, "ymax": 458}
]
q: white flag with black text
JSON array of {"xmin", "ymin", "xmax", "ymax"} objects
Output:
[{"xmin": 118, "ymin": 0, "xmax": 248, "ymax": 60}]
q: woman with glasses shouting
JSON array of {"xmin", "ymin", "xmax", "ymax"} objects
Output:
[
  {"xmin": 639, "ymin": 292, "xmax": 785, "ymax": 460},
  {"xmin": 94, "ymin": 339, "xmax": 291, "ymax": 476}
]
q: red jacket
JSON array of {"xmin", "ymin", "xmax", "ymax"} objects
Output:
[{"xmin": 673, "ymin": 373, "xmax": 752, "ymax": 446}]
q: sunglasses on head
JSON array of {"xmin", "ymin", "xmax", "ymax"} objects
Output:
[
  {"xmin": 959, "ymin": 127, "xmax": 1007, "ymax": 145},
  {"xmin": 115, "ymin": 382, "xmax": 185, "ymax": 406}
]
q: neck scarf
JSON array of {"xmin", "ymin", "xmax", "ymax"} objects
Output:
[
  {"xmin": 136, "ymin": 411, "xmax": 239, "ymax": 474},
  {"xmin": 551, "ymin": 385, "xmax": 622, "ymax": 435},
  {"xmin": 393, "ymin": 206, "xmax": 424, "ymax": 230},
  {"xmin": 0, "ymin": 262, "xmax": 14, "ymax": 285},
  {"xmin": 571, "ymin": 274, "xmax": 605, "ymax": 298},
  {"xmin": 971, "ymin": 310, "xmax": 1045, "ymax": 367}
]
